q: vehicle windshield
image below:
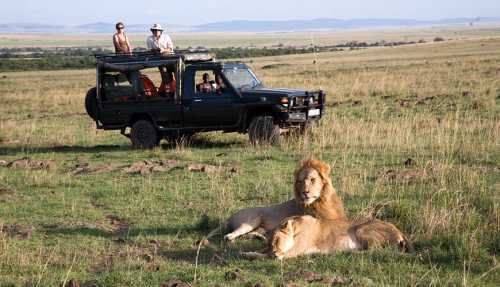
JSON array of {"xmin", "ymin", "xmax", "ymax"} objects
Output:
[{"xmin": 222, "ymin": 67, "xmax": 262, "ymax": 90}]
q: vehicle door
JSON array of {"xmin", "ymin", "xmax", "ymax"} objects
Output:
[{"xmin": 182, "ymin": 68, "xmax": 240, "ymax": 127}]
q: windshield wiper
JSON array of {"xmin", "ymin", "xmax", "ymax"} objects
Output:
[{"xmin": 239, "ymin": 84, "xmax": 253, "ymax": 90}]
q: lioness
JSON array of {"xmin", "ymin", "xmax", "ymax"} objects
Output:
[
  {"xmin": 207, "ymin": 159, "xmax": 345, "ymax": 241},
  {"xmin": 245, "ymin": 215, "xmax": 414, "ymax": 259}
]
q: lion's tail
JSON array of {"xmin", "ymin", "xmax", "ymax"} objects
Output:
[{"xmin": 205, "ymin": 223, "xmax": 227, "ymax": 240}]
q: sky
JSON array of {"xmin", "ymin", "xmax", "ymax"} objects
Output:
[{"xmin": 1, "ymin": 0, "xmax": 499, "ymax": 26}]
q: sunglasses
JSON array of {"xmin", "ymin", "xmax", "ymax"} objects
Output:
[{"xmin": 117, "ymin": 26, "xmax": 124, "ymax": 29}]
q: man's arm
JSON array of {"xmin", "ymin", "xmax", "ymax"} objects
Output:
[
  {"xmin": 113, "ymin": 35, "xmax": 120, "ymax": 52},
  {"xmin": 162, "ymin": 35, "xmax": 174, "ymax": 54},
  {"xmin": 146, "ymin": 37, "xmax": 155, "ymax": 51},
  {"xmin": 125, "ymin": 35, "xmax": 133, "ymax": 54}
]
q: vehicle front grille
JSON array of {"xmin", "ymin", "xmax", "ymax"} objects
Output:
[{"xmin": 290, "ymin": 91, "xmax": 324, "ymax": 109}]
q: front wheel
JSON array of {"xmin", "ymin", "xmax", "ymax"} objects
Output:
[
  {"xmin": 130, "ymin": 120, "xmax": 159, "ymax": 149},
  {"xmin": 248, "ymin": 116, "xmax": 280, "ymax": 145}
]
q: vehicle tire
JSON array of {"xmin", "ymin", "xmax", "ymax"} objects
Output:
[
  {"xmin": 85, "ymin": 87, "xmax": 98, "ymax": 121},
  {"xmin": 130, "ymin": 120, "xmax": 159, "ymax": 149},
  {"xmin": 248, "ymin": 116, "xmax": 280, "ymax": 145}
]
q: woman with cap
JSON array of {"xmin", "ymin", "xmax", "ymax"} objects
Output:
[
  {"xmin": 146, "ymin": 24, "xmax": 174, "ymax": 54},
  {"xmin": 113, "ymin": 22, "xmax": 133, "ymax": 54}
]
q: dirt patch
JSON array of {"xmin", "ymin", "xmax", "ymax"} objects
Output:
[
  {"xmin": 378, "ymin": 169, "xmax": 428, "ymax": 181},
  {"xmin": 68, "ymin": 163, "xmax": 123, "ymax": 175},
  {"xmin": 399, "ymin": 99, "xmax": 412, "ymax": 108},
  {"xmin": 105, "ymin": 215, "xmax": 129, "ymax": 234},
  {"xmin": 0, "ymin": 185, "xmax": 15, "ymax": 195},
  {"xmin": 68, "ymin": 159, "xmax": 236, "ymax": 176},
  {"xmin": 94, "ymin": 215, "xmax": 130, "ymax": 235},
  {"xmin": 209, "ymin": 251, "xmax": 229, "ymax": 266},
  {"xmin": 462, "ymin": 91, "xmax": 475, "ymax": 98},
  {"xmin": 261, "ymin": 63, "xmax": 291, "ymax": 70},
  {"xmin": 398, "ymin": 96, "xmax": 437, "ymax": 108},
  {"xmin": 225, "ymin": 268, "xmax": 245, "ymax": 282},
  {"xmin": 331, "ymin": 99, "xmax": 363, "ymax": 107},
  {"xmin": 0, "ymin": 223, "xmax": 34, "ymax": 239},
  {"xmin": 123, "ymin": 159, "xmax": 181, "ymax": 175},
  {"xmin": 5, "ymin": 158, "xmax": 55, "ymax": 170},
  {"xmin": 187, "ymin": 163, "xmax": 224, "ymax": 173},
  {"xmin": 287, "ymin": 270, "xmax": 324, "ymax": 283},
  {"xmin": 188, "ymin": 163, "xmax": 240, "ymax": 174},
  {"xmin": 286, "ymin": 270, "xmax": 347, "ymax": 285}
]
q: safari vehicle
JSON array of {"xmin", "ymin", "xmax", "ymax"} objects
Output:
[{"xmin": 85, "ymin": 51, "xmax": 326, "ymax": 148}]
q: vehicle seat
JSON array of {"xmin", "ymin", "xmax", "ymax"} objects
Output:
[
  {"xmin": 139, "ymin": 74, "xmax": 158, "ymax": 98},
  {"xmin": 103, "ymin": 75, "xmax": 117, "ymax": 88}
]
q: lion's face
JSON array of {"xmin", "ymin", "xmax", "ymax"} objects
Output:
[{"xmin": 295, "ymin": 167, "xmax": 325, "ymax": 205}]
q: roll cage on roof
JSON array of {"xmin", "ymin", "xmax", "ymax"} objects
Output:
[{"xmin": 94, "ymin": 50, "xmax": 216, "ymax": 71}]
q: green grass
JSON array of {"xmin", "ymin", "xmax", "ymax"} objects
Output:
[{"xmin": 0, "ymin": 36, "xmax": 499, "ymax": 286}]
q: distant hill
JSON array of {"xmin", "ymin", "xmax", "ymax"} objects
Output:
[
  {"xmin": 195, "ymin": 17, "xmax": 500, "ymax": 32},
  {"xmin": 0, "ymin": 17, "xmax": 499, "ymax": 34}
]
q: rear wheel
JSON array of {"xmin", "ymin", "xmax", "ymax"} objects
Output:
[
  {"xmin": 248, "ymin": 116, "xmax": 280, "ymax": 145},
  {"xmin": 130, "ymin": 120, "xmax": 159, "ymax": 149},
  {"xmin": 85, "ymin": 88, "xmax": 98, "ymax": 121}
]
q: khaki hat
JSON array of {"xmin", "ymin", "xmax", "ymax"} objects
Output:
[{"xmin": 150, "ymin": 24, "xmax": 164, "ymax": 31}]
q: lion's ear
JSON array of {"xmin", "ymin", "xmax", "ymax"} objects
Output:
[{"xmin": 317, "ymin": 161, "xmax": 331, "ymax": 177}]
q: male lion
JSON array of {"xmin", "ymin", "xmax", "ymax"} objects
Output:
[
  {"xmin": 206, "ymin": 159, "xmax": 345, "ymax": 242},
  {"xmin": 244, "ymin": 215, "xmax": 414, "ymax": 260}
]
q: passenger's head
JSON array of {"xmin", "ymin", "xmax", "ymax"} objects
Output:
[
  {"xmin": 116, "ymin": 22, "xmax": 125, "ymax": 32},
  {"xmin": 202, "ymin": 73, "xmax": 210, "ymax": 82},
  {"xmin": 150, "ymin": 24, "xmax": 164, "ymax": 37},
  {"xmin": 215, "ymin": 74, "xmax": 223, "ymax": 84}
]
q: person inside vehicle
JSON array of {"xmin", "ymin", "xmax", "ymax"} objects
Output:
[
  {"xmin": 214, "ymin": 74, "xmax": 224, "ymax": 94},
  {"xmin": 139, "ymin": 73, "xmax": 158, "ymax": 99},
  {"xmin": 113, "ymin": 22, "xmax": 132, "ymax": 54},
  {"xmin": 159, "ymin": 71, "xmax": 176, "ymax": 97},
  {"xmin": 197, "ymin": 73, "xmax": 213, "ymax": 93}
]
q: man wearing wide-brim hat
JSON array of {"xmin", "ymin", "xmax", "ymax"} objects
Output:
[{"xmin": 146, "ymin": 23, "xmax": 174, "ymax": 54}]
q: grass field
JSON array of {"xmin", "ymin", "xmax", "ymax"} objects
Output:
[
  {"xmin": 2, "ymin": 25, "xmax": 500, "ymax": 49},
  {"xmin": 0, "ymin": 35, "xmax": 499, "ymax": 286}
]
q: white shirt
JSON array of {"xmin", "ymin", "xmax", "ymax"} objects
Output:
[{"xmin": 146, "ymin": 34, "xmax": 174, "ymax": 53}]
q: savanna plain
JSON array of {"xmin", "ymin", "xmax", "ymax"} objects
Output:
[{"xmin": 0, "ymin": 30, "xmax": 499, "ymax": 286}]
